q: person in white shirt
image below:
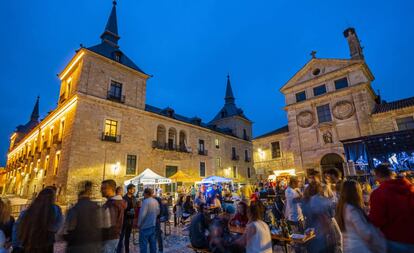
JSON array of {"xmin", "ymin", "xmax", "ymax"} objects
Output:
[{"xmin": 284, "ymin": 176, "xmax": 304, "ymax": 233}]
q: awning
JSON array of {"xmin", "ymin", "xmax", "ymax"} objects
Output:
[
  {"xmin": 169, "ymin": 170, "xmax": 199, "ymax": 183},
  {"xmin": 200, "ymin": 176, "xmax": 233, "ymax": 184},
  {"xmin": 124, "ymin": 168, "xmax": 172, "ymax": 185}
]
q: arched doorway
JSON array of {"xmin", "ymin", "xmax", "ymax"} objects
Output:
[{"xmin": 320, "ymin": 153, "xmax": 344, "ymax": 174}]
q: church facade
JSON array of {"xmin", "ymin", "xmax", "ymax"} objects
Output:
[
  {"xmin": 253, "ymin": 28, "xmax": 414, "ymax": 178},
  {"xmin": 4, "ymin": 3, "xmax": 253, "ymax": 203}
]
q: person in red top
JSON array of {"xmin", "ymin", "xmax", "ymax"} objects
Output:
[
  {"xmin": 229, "ymin": 201, "xmax": 249, "ymax": 227},
  {"xmin": 369, "ymin": 163, "xmax": 414, "ymax": 253}
]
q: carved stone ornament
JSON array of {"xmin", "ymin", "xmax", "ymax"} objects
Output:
[
  {"xmin": 296, "ymin": 110, "xmax": 314, "ymax": 128},
  {"xmin": 332, "ymin": 100, "xmax": 355, "ymax": 120},
  {"xmin": 323, "ymin": 131, "xmax": 333, "ymax": 144}
]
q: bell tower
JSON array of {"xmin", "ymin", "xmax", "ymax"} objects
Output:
[{"xmin": 343, "ymin": 27, "xmax": 364, "ymax": 60}]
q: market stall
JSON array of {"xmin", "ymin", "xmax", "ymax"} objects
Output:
[{"xmin": 124, "ymin": 168, "xmax": 172, "ymax": 188}]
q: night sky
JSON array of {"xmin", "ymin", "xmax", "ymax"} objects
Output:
[{"xmin": 1, "ymin": 0, "xmax": 414, "ymax": 166}]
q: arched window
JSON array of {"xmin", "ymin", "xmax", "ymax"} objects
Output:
[
  {"xmin": 156, "ymin": 125, "xmax": 166, "ymax": 145},
  {"xmin": 168, "ymin": 128, "xmax": 177, "ymax": 150},
  {"xmin": 179, "ymin": 130, "xmax": 187, "ymax": 151}
]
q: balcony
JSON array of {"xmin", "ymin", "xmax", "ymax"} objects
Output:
[
  {"xmin": 101, "ymin": 133, "xmax": 121, "ymax": 143},
  {"xmin": 231, "ymin": 155, "xmax": 240, "ymax": 161},
  {"xmin": 198, "ymin": 149, "xmax": 208, "ymax": 156},
  {"xmin": 245, "ymin": 157, "xmax": 251, "ymax": 162},
  {"xmin": 152, "ymin": 141, "xmax": 191, "ymax": 153},
  {"xmin": 107, "ymin": 92, "xmax": 125, "ymax": 103}
]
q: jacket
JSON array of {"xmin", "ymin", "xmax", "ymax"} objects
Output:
[
  {"xmin": 102, "ymin": 195, "xmax": 127, "ymax": 241},
  {"xmin": 369, "ymin": 178, "xmax": 414, "ymax": 244},
  {"xmin": 63, "ymin": 197, "xmax": 102, "ymax": 247},
  {"xmin": 137, "ymin": 197, "xmax": 160, "ymax": 230},
  {"xmin": 343, "ymin": 204, "xmax": 385, "ymax": 253}
]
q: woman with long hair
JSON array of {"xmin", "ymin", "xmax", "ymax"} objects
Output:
[
  {"xmin": 0, "ymin": 198, "xmax": 14, "ymax": 249},
  {"xmin": 234, "ymin": 201, "xmax": 272, "ymax": 253},
  {"xmin": 302, "ymin": 181, "xmax": 342, "ymax": 253},
  {"xmin": 17, "ymin": 187, "xmax": 63, "ymax": 253},
  {"xmin": 336, "ymin": 180, "xmax": 385, "ymax": 253}
]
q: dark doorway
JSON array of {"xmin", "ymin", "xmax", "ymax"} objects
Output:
[
  {"xmin": 166, "ymin": 166, "xmax": 178, "ymax": 192},
  {"xmin": 320, "ymin": 153, "xmax": 344, "ymax": 174}
]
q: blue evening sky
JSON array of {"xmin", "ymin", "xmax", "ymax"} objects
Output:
[{"xmin": 1, "ymin": 0, "xmax": 414, "ymax": 165}]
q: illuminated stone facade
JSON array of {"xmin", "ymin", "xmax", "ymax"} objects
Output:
[
  {"xmin": 4, "ymin": 3, "xmax": 253, "ymax": 203},
  {"xmin": 253, "ymin": 28, "xmax": 414, "ymax": 178}
]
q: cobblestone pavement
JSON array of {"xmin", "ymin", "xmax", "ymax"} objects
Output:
[
  {"xmin": 55, "ymin": 225, "xmax": 193, "ymax": 253},
  {"xmin": 55, "ymin": 224, "xmax": 289, "ymax": 252}
]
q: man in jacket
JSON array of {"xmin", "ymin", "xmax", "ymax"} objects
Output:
[
  {"xmin": 369, "ymin": 163, "xmax": 414, "ymax": 253},
  {"xmin": 64, "ymin": 181, "xmax": 102, "ymax": 253},
  {"xmin": 101, "ymin": 179, "xmax": 127, "ymax": 253},
  {"xmin": 117, "ymin": 184, "xmax": 137, "ymax": 253},
  {"xmin": 138, "ymin": 188, "xmax": 160, "ymax": 253}
]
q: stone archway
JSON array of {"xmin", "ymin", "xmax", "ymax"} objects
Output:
[{"xmin": 320, "ymin": 153, "xmax": 344, "ymax": 174}]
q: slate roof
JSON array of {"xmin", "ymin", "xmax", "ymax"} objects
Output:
[
  {"xmin": 144, "ymin": 104, "xmax": 236, "ymax": 137},
  {"xmin": 16, "ymin": 97, "xmax": 40, "ymax": 135},
  {"xmin": 86, "ymin": 1, "xmax": 147, "ymax": 75},
  {"xmin": 210, "ymin": 75, "xmax": 251, "ymax": 123},
  {"xmin": 254, "ymin": 125, "xmax": 289, "ymax": 140},
  {"xmin": 372, "ymin": 96, "xmax": 414, "ymax": 114}
]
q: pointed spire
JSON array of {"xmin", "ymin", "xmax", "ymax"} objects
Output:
[
  {"xmin": 30, "ymin": 96, "xmax": 40, "ymax": 122},
  {"xmin": 225, "ymin": 74, "xmax": 235, "ymax": 104},
  {"xmin": 100, "ymin": 1, "xmax": 120, "ymax": 47}
]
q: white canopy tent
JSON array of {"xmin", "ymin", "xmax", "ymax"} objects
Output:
[
  {"xmin": 197, "ymin": 176, "xmax": 233, "ymax": 184},
  {"xmin": 124, "ymin": 168, "xmax": 172, "ymax": 186}
]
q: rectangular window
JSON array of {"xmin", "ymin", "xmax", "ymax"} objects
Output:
[
  {"xmin": 295, "ymin": 91, "xmax": 306, "ymax": 103},
  {"xmin": 126, "ymin": 155, "xmax": 137, "ymax": 175},
  {"xmin": 104, "ymin": 119, "xmax": 118, "ymax": 137},
  {"xmin": 54, "ymin": 153, "xmax": 60, "ymax": 175},
  {"xmin": 396, "ymin": 117, "xmax": 414, "ymax": 130},
  {"xmin": 200, "ymin": 162, "xmax": 206, "ymax": 177},
  {"xmin": 49, "ymin": 128, "xmax": 54, "ymax": 147},
  {"xmin": 109, "ymin": 81, "xmax": 122, "ymax": 99},
  {"xmin": 271, "ymin": 142, "xmax": 281, "ymax": 158},
  {"xmin": 58, "ymin": 120, "xmax": 65, "ymax": 140},
  {"xmin": 313, "ymin": 85, "xmax": 327, "ymax": 96},
  {"xmin": 247, "ymin": 167, "xmax": 251, "ymax": 178},
  {"xmin": 44, "ymin": 156, "xmax": 49, "ymax": 176},
  {"xmin": 317, "ymin": 104, "xmax": 332, "ymax": 123},
  {"xmin": 334, "ymin": 78, "xmax": 349, "ymax": 90},
  {"xmin": 232, "ymin": 147, "xmax": 237, "ymax": 160},
  {"xmin": 244, "ymin": 150, "xmax": 250, "ymax": 162},
  {"xmin": 243, "ymin": 129, "xmax": 249, "ymax": 140},
  {"xmin": 198, "ymin": 140, "xmax": 205, "ymax": 151},
  {"xmin": 215, "ymin": 157, "xmax": 221, "ymax": 168},
  {"xmin": 232, "ymin": 166, "xmax": 237, "ymax": 178},
  {"xmin": 215, "ymin": 139, "xmax": 220, "ymax": 149}
]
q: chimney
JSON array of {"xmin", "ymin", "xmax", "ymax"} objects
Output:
[{"xmin": 343, "ymin": 27, "xmax": 364, "ymax": 60}]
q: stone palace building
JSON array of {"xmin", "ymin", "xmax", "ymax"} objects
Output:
[
  {"xmin": 253, "ymin": 28, "xmax": 414, "ymax": 178},
  {"xmin": 4, "ymin": 2, "xmax": 253, "ymax": 202}
]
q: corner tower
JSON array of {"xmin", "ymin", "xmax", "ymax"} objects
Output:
[
  {"xmin": 210, "ymin": 75, "xmax": 252, "ymax": 140},
  {"xmin": 57, "ymin": 0, "xmax": 150, "ymax": 110}
]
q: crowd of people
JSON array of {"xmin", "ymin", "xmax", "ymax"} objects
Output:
[
  {"xmin": 186, "ymin": 163, "xmax": 414, "ymax": 253},
  {"xmin": 0, "ymin": 180, "xmax": 169, "ymax": 253},
  {"xmin": 0, "ymin": 162, "xmax": 412, "ymax": 253}
]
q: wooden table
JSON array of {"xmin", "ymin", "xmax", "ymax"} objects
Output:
[{"xmin": 228, "ymin": 225, "xmax": 315, "ymax": 253}]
